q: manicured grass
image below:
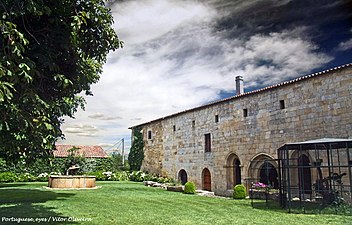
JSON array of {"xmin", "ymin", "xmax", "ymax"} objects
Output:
[{"xmin": 0, "ymin": 181, "xmax": 350, "ymax": 225}]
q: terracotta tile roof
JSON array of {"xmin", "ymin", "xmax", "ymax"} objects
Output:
[
  {"xmin": 129, "ymin": 63, "xmax": 352, "ymax": 129},
  {"xmin": 54, "ymin": 145, "xmax": 108, "ymax": 158}
]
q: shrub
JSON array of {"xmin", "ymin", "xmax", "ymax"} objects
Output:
[
  {"xmin": 115, "ymin": 171, "xmax": 129, "ymax": 181},
  {"xmin": 18, "ymin": 173, "xmax": 37, "ymax": 182},
  {"xmin": 0, "ymin": 172, "xmax": 18, "ymax": 182},
  {"xmin": 37, "ymin": 173, "xmax": 49, "ymax": 182},
  {"xmin": 129, "ymin": 171, "xmax": 146, "ymax": 182},
  {"xmin": 87, "ymin": 171, "xmax": 106, "ymax": 181},
  {"xmin": 184, "ymin": 182, "xmax": 196, "ymax": 194},
  {"xmin": 233, "ymin": 184, "xmax": 246, "ymax": 199}
]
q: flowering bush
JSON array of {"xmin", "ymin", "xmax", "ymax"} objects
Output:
[
  {"xmin": 0, "ymin": 170, "xmax": 171, "ymax": 183},
  {"xmin": 37, "ymin": 172, "xmax": 49, "ymax": 182},
  {"xmin": 252, "ymin": 182, "xmax": 268, "ymax": 190},
  {"xmin": 129, "ymin": 171, "xmax": 173, "ymax": 183},
  {"xmin": 86, "ymin": 171, "xmax": 130, "ymax": 181},
  {"xmin": 129, "ymin": 171, "xmax": 146, "ymax": 182},
  {"xmin": 102, "ymin": 171, "xmax": 114, "ymax": 180},
  {"xmin": 50, "ymin": 172, "xmax": 61, "ymax": 176}
]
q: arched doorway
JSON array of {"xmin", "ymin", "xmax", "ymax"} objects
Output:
[
  {"xmin": 234, "ymin": 159, "xmax": 241, "ymax": 185},
  {"xmin": 259, "ymin": 162, "xmax": 279, "ymax": 189},
  {"xmin": 178, "ymin": 169, "xmax": 188, "ymax": 185},
  {"xmin": 202, "ymin": 168, "xmax": 211, "ymax": 191},
  {"xmin": 226, "ymin": 154, "xmax": 242, "ymax": 189},
  {"xmin": 298, "ymin": 154, "xmax": 312, "ymax": 194},
  {"xmin": 248, "ymin": 154, "xmax": 279, "ymax": 189}
]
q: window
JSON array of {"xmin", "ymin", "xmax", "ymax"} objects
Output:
[
  {"xmin": 205, "ymin": 133, "xmax": 211, "ymax": 152},
  {"xmin": 243, "ymin": 108, "xmax": 248, "ymax": 117},
  {"xmin": 280, "ymin": 100, "xmax": 285, "ymax": 109},
  {"xmin": 147, "ymin": 130, "xmax": 152, "ymax": 140},
  {"xmin": 173, "ymin": 125, "xmax": 176, "ymax": 132},
  {"xmin": 215, "ymin": 115, "xmax": 219, "ymax": 123},
  {"xmin": 192, "ymin": 120, "xmax": 195, "ymax": 128}
]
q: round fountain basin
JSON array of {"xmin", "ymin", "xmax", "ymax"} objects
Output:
[{"xmin": 48, "ymin": 175, "xmax": 96, "ymax": 189}]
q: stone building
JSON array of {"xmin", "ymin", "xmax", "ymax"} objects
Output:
[{"xmin": 130, "ymin": 63, "xmax": 352, "ymax": 196}]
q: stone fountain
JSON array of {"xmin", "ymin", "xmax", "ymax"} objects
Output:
[{"xmin": 48, "ymin": 164, "xmax": 96, "ymax": 189}]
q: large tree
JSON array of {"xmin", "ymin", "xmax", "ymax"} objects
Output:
[{"xmin": 0, "ymin": 0, "xmax": 122, "ymax": 162}]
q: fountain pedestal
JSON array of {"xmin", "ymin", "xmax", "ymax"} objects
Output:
[{"xmin": 48, "ymin": 175, "xmax": 96, "ymax": 189}]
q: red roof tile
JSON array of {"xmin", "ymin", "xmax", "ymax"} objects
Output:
[{"xmin": 54, "ymin": 145, "xmax": 108, "ymax": 158}]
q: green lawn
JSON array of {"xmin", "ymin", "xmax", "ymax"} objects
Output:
[{"xmin": 0, "ymin": 181, "xmax": 350, "ymax": 225}]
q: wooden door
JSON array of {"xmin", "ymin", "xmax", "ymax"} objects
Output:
[{"xmin": 203, "ymin": 168, "xmax": 211, "ymax": 191}]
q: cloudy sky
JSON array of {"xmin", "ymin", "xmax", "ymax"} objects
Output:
[{"xmin": 58, "ymin": 0, "xmax": 352, "ymax": 154}]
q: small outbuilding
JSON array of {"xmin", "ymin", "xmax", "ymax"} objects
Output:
[
  {"xmin": 277, "ymin": 138, "xmax": 352, "ymax": 211},
  {"xmin": 54, "ymin": 145, "xmax": 108, "ymax": 158}
]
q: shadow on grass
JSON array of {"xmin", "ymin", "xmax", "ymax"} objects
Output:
[
  {"xmin": 0, "ymin": 188, "xmax": 78, "ymax": 224},
  {"xmin": 250, "ymin": 199, "xmax": 352, "ymax": 215},
  {"xmin": 108, "ymin": 183, "xmax": 154, "ymax": 192},
  {"xmin": 250, "ymin": 199, "xmax": 284, "ymax": 212},
  {"xmin": 0, "ymin": 183, "xmax": 28, "ymax": 188}
]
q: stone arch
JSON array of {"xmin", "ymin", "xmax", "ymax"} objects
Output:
[
  {"xmin": 202, "ymin": 168, "xmax": 211, "ymax": 191},
  {"xmin": 178, "ymin": 169, "xmax": 188, "ymax": 185},
  {"xmin": 226, "ymin": 153, "xmax": 242, "ymax": 189},
  {"xmin": 290, "ymin": 151, "xmax": 313, "ymax": 194},
  {"xmin": 248, "ymin": 153, "xmax": 279, "ymax": 189}
]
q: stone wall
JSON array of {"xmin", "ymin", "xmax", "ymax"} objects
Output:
[
  {"xmin": 138, "ymin": 66, "xmax": 352, "ymax": 196},
  {"xmin": 140, "ymin": 121, "xmax": 165, "ymax": 176}
]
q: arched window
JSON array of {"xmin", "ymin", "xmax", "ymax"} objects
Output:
[
  {"xmin": 226, "ymin": 154, "xmax": 241, "ymax": 189},
  {"xmin": 298, "ymin": 154, "xmax": 312, "ymax": 194},
  {"xmin": 234, "ymin": 159, "xmax": 241, "ymax": 185},
  {"xmin": 259, "ymin": 162, "xmax": 279, "ymax": 189},
  {"xmin": 248, "ymin": 154, "xmax": 278, "ymax": 189},
  {"xmin": 178, "ymin": 169, "xmax": 188, "ymax": 185}
]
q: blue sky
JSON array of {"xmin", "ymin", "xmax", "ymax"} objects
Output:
[{"xmin": 58, "ymin": 0, "xmax": 352, "ymax": 154}]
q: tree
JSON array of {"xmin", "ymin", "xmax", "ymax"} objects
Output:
[
  {"xmin": 128, "ymin": 128, "xmax": 144, "ymax": 171},
  {"xmin": 0, "ymin": 0, "xmax": 122, "ymax": 163}
]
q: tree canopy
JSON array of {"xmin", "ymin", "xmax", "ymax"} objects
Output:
[{"xmin": 0, "ymin": 0, "xmax": 122, "ymax": 163}]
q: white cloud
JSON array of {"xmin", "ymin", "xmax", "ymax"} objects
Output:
[
  {"xmin": 59, "ymin": 0, "xmax": 332, "ymax": 148},
  {"xmin": 88, "ymin": 112, "xmax": 123, "ymax": 120},
  {"xmin": 63, "ymin": 124, "xmax": 99, "ymax": 138},
  {"xmin": 113, "ymin": 0, "xmax": 215, "ymax": 45},
  {"xmin": 65, "ymin": 124, "xmax": 98, "ymax": 133},
  {"xmin": 337, "ymin": 38, "xmax": 352, "ymax": 51},
  {"xmin": 98, "ymin": 143, "xmax": 114, "ymax": 147},
  {"xmin": 88, "ymin": 113, "xmax": 104, "ymax": 119}
]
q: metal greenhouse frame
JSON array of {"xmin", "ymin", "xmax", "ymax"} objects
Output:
[{"xmin": 278, "ymin": 138, "xmax": 352, "ymax": 213}]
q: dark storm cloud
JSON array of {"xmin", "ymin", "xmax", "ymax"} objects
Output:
[
  {"xmin": 212, "ymin": 0, "xmax": 351, "ymax": 35},
  {"xmin": 211, "ymin": 0, "xmax": 352, "ymax": 64}
]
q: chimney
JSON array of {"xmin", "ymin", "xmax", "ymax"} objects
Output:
[{"xmin": 235, "ymin": 76, "xmax": 244, "ymax": 95}]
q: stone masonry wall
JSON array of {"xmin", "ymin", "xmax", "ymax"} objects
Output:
[
  {"xmin": 139, "ymin": 66, "xmax": 352, "ymax": 196},
  {"xmin": 140, "ymin": 121, "xmax": 165, "ymax": 176}
]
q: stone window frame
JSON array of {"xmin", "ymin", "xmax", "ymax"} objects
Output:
[
  {"xmin": 279, "ymin": 99, "xmax": 285, "ymax": 109},
  {"xmin": 243, "ymin": 108, "xmax": 248, "ymax": 117},
  {"xmin": 204, "ymin": 133, "xmax": 211, "ymax": 152},
  {"xmin": 147, "ymin": 130, "xmax": 152, "ymax": 140},
  {"xmin": 215, "ymin": 114, "xmax": 219, "ymax": 123}
]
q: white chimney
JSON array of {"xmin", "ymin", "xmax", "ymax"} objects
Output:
[{"xmin": 235, "ymin": 76, "xmax": 244, "ymax": 95}]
